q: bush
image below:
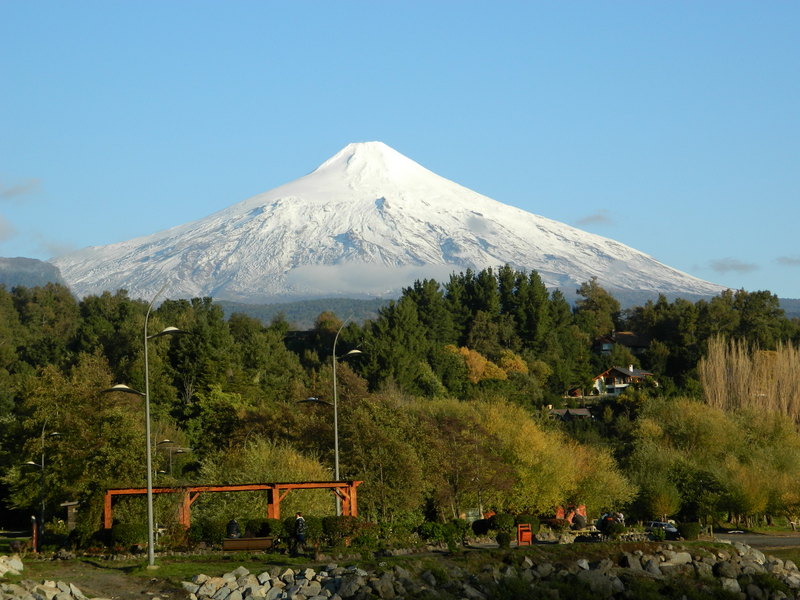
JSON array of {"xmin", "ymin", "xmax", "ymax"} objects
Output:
[
  {"xmin": 263, "ymin": 518, "xmax": 286, "ymax": 539},
  {"xmin": 450, "ymin": 518, "xmax": 470, "ymax": 544},
  {"xmin": 322, "ymin": 515, "xmax": 359, "ymax": 546},
  {"xmin": 110, "ymin": 522, "xmax": 147, "ymax": 547},
  {"xmin": 677, "ymin": 522, "xmax": 701, "ymax": 540},
  {"xmin": 489, "ymin": 513, "xmax": 515, "ymax": 533},
  {"xmin": 496, "ymin": 531, "xmax": 512, "ymax": 549},
  {"xmin": 350, "ymin": 521, "xmax": 381, "ymax": 553},
  {"xmin": 188, "ymin": 518, "xmax": 227, "ymax": 546},
  {"xmin": 649, "ymin": 526, "xmax": 666, "ymax": 541},
  {"xmin": 417, "ymin": 521, "xmax": 446, "ymax": 543},
  {"xmin": 605, "ymin": 522, "xmax": 626, "ymax": 538}
]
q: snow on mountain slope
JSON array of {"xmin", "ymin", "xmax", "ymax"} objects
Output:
[{"xmin": 51, "ymin": 142, "xmax": 727, "ymax": 303}]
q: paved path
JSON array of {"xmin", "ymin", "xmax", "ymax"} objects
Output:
[{"xmin": 715, "ymin": 532, "xmax": 800, "ymax": 548}]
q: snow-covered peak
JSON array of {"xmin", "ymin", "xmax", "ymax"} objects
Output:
[{"xmin": 51, "ymin": 142, "xmax": 728, "ymax": 303}]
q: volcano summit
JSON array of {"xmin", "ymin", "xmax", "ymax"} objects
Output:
[{"xmin": 51, "ymin": 142, "xmax": 726, "ymax": 303}]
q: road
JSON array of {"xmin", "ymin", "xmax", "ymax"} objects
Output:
[{"xmin": 715, "ymin": 532, "xmax": 800, "ymax": 549}]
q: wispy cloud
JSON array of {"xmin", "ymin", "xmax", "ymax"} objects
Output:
[
  {"xmin": 710, "ymin": 258, "xmax": 758, "ymax": 274},
  {"xmin": 575, "ymin": 209, "xmax": 613, "ymax": 227},
  {"xmin": 0, "ymin": 216, "xmax": 17, "ymax": 241},
  {"xmin": 0, "ymin": 178, "xmax": 41, "ymax": 201},
  {"xmin": 776, "ymin": 255, "xmax": 800, "ymax": 267},
  {"xmin": 35, "ymin": 235, "xmax": 77, "ymax": 259}
]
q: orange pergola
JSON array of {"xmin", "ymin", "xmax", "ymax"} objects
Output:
[{"xmin": 102, "ymin": 481, "xmax": 362, "ymax": 530}]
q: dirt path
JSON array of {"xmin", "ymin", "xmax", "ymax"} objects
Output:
[{"xmin": 21, "ymin": 560, "xmax": 187, "ymax": 600}]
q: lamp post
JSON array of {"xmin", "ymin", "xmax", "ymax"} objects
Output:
[
  {"xmin": 102, "ymin": 287, "xmax": 188, "ymax": 569},
  {"xmin": 157, "ymin": 439, "xmax": 190, "ymax": 477},
  {"xmin": 22, "ymin": 425, "xmax": 61, "ymax": 551},
  {"xmin": 299, "ymin": 320, "xmax": 361, "ymax": 516},
  {"xmin": 331, "ymin": 319, "xmax": 361, "ymax": 516}
]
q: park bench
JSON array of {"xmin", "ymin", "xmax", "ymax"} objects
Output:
[{"xmin": 222, "ymin": 536, "xmax": 274, "ymax": 551}]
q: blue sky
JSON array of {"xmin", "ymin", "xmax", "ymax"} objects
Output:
[{"xmin": 2, "ymin": 1, "xmax": 798, "ymax": 298}]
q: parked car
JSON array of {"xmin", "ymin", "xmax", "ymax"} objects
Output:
[{"xmin": 645, "ymin": 521, "xmax": 678, "ymax": 535}]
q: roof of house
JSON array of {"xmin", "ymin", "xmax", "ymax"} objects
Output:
[
  {"xmin": 612, "ymin": 331, "xmax": 650, "ymax": 348},
  {"xmin": 594, "ymin": 365, "xmax": 654, "ymax": 380},
  {"xmin": 550, "ymin": 408, "xmax": 593, "ymax": 419}
]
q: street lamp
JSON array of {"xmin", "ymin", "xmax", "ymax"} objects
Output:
[
  {"xmin": 331, "ymin": 320, "xmax": 361, "ymax": 515},
  {"xmin": 157, "ymin": 439, "xmax": 190, "ymax": 477},
  {"xmin": 298, "ymin": 320, "xmax": 362, "ymax": 516},
  {"xmin": 22, "ymin": 426, "xmax": 62, "ymax": 551},
  {"xmin": 102, "ymin": 287, "xmax": 188, "ymax": 569}
]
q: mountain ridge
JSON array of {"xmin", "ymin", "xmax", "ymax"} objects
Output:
[{"xmin": 51, "ymin": 141, "xmax": 728, "ymax": 303}]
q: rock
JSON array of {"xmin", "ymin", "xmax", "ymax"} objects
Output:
[
  {"xmin": 713, "ymin": 560, "xmax": 739, "ymax": 579},
  {"xmin": 643, "ymin": 558, "xmax": 663, "ymax": 577},
  {"xmin": 182, "ymin": 582, "xmax": 201, "ymax": 594},
  {"xmin": 420, "ymin": 571, "xmax": 437, "ymax": 587},
  {"xmin": 575, "ymin": 569, "xmax": 614, "ymax": 598},
  {"xmin": 232, "ymin": 567, "xmax": 250, "ymax": 579},
  {"xmin": 693, "ymin": 561, "xmax": 713, "ymax": 579},
  {"xmin": 619, "ymin": 553, "xmax": 642, "ymax": 570},
  {"xmin": 720, "ymin": 577, "xmax": 741, "ymax": 594},
  {"xmin": 745, "ymin": 583, "xmax": 765, "ymax": 600},
  {"xmin": 661, "ymin": 551, "xmax": 692, "ymax": 566},
  {"xmin": 576, "ymin": 559, "xmax": 590, "ymax": 570},
  {"xmin": 461, "ymin": 583, "xmax": 487, "ymax": 599},
  {"xmin": 256, "ymin": 572, "xmax": 272, "ymax": 585},
  {"xmin": 369, "ymin": 573, "xmax": 395, "ymax": 599},
  {"xmin": 337, "ymin": 574, "xmax": 365, "ymax": 598}
]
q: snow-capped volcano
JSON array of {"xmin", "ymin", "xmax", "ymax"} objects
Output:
[{"xmin": 51, "ymin": 141, "xmax": 727, "ymax": 303}]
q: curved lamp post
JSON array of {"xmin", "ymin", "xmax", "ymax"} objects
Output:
[
  {"xmin": 22, "ymin": 426, "xmax": 61, "ymax": 551},
  {"xmin": 299, "ymin": 320, "xmax": 362, "ymax": 515},
  {"xmin": 330, "ymin": 319, "xmax": 362, "ymax": 515},
  {"xmin": 102, "ymin": 287, "xmax": 188, "ymax": 568}
]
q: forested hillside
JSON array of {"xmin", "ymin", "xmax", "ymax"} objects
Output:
[{"xmin": 2, "ymin": 266, "xmax": 800, "ymax": 546}]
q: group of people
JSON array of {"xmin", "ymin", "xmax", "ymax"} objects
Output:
[{"xmin": 225, "ymin": 512, "xmax": 307, "ymax": 556}]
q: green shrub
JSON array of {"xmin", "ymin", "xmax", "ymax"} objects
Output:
[
  {"xmin": 417, "ymin": 521, "xmax": 446, "ymax": 543},
  {"xmin": 450, "ymin": 518, "xmax": 470, "ymax": 543},
  {"xmin": 304, "ymin": 515, "xmax": 323, "ymax": 544},
  {"xmin": 496, "ymin": 531, "xmax": 512, "ymax": 549},
  {"xmin": 188, "ymin": 518, "xmax": 227, "ymax": 545},
  {"xmin": 322, "ymin": 515, "xmax": 359, "ymax": 546},
  {"xmin": 263, "ymin": 518, "xmax": 286, "ymax": 539},
  {"xmin": 110, "ymin": 522, "xmax": 147, "ymax": 547},
  {"xmin": 649, "ymin": 526, "xmax": 666, "ymax": 541},
  {"xmin": 489, "ymin": 513, "xmax": 516, "ymax": 533},
  {"xmin": 605, "ymin": 522, "xmax": 626, "ymax": 538},
  {"xmin": 677, "ymin": 522, "xmax": 701, "ymax": 540},
  {"xmin": 351, "ymin": 521, "xmax": 381, "ymax": 552}
]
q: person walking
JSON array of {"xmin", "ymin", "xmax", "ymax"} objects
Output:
[{"xmin": 292, "ymin": 512, "xmax": 307, "ymax": 556}]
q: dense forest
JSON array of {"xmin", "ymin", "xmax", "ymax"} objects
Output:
[{"xmin": 2, "ymin": 265, "xmax": 800, "ymax": 547}]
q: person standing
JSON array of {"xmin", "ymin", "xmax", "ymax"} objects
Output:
[{"xmin": 292, "ymin": 512, "xmax": 307, "ymax": 556}]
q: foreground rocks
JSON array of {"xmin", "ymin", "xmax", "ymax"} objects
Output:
[
  {"xmin": 182, "ymin": 541, "xmax": 800, "ymax": 599},
  {"xmin": 0, "ymin": 555, "xmax": 110, "ymax": 600}
]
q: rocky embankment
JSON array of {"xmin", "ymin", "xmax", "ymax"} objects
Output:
[
  {"xmin": 0, "ymin": 554, "xmax": 104, "ymax": 600},
  {"xmin": 181, "ymin": 541, "xmax": 800, "ymax": 600},
  {"xmin": 5, "ymin": 540, "xmax": 800, "ymax": 600}
]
